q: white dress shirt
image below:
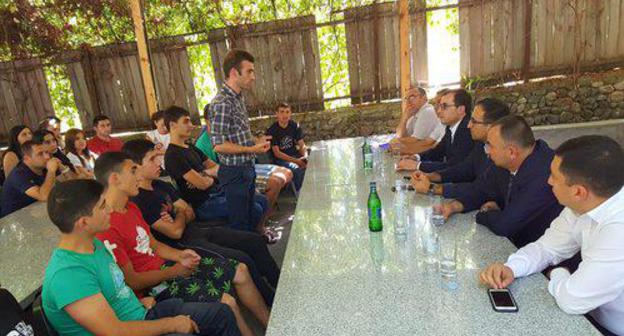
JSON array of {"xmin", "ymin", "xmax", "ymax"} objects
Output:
[
  {"xmin": 505, "ymin": 187, "xmax": 624, "ymax": 335},
  {"xmin": 405, "ymin": 103, "xmax": 442, "ymax": 140}
]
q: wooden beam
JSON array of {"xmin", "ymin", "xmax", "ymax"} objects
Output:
[
  {"xmin": 129, "ymin": 0, "xmax": 158, "ymax": 116},
  {"xmin": 398, "ymin": 0, "xmax": 411, "ymax": 109},
  {"xmin": 522, "ymin": 0, "xmax": 533, "ymax": 83}
]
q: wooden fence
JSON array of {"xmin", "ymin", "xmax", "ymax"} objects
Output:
[
  {"xmin": 459, "ymin": 0, "xmax": 624, "ymax": 82},
  {"xmin": 0, "ymin": 60, "xmax": 55, "ymax": 142},
  {"xmin": 66, "ymin": 37, "xmax": 199, "ymax": 132},
  {"xmin": 344, "ymin": 1, "xmax": 428, "ymax": 104},
  {"xmin": 207, "ymin": 15, "xmax": 324, "ymax": 117}
]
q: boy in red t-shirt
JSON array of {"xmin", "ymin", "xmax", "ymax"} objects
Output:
[
  {"xmin": 87, "ymin": 115, "xmax": 124, "ymax": 156},
  {"xmin": 94, "ymin": 152, "xmax": 269, "ymax": 336}
]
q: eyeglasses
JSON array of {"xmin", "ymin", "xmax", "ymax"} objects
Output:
[
  {"xmin": 469, "ymin": 117, "xmax": 490, "ymax": 125},
  {"xmin": 436, "ymin": 103, "xmax": 456, "ymax": 111}
]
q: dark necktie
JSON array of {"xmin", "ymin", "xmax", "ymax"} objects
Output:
[{"xmin": 506, "ymin": 174, "xmax": 515, "ymax": 205}]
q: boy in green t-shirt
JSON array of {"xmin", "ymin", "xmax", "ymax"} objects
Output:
[{"xmin": 42, "ymin": 179, "xmax": 241, "ymax": 336}]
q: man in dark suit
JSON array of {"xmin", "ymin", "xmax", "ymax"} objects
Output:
[
  {"xmin": 439, "ymin": 115, "xmax": 563, "ymax": 248},
  {"xmin": 396, "ymin": 89, "xmax": 475, "ymax": 172},
  {"xmin": 410, "ymin": 98, "xmax": 510, "ymax": 198}
]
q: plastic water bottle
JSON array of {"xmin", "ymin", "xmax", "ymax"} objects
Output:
[
  {"xmin": 362, "ymin": 138, "xmax": 373, "ymax": 170},
  {"xmin": 431, "ymin": 195, "xmax": 445, "ymax": 227},
  {"xmin": 422, "ymin": 208, "xmax": 439, "ymax": 265},
  {"xmin": 394, "ymin": 180, "xmax": 407, "ymax": 238}
]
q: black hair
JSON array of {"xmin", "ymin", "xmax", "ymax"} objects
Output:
[
  {"xmin": 32, "ymin": 129, "xmax": 55, "ymax": 144},
  {"xmin": 555, "ymin": 135, "xmax": 624, "ymax": 198},
  {"xmin": 163, "ymin": 105, "xmax": 190, "ymax": 132},
  {"xmin": 491, "ymin": 115, "xmax": 535, "ymax": 149},
  {"xmin": 150, "ymin": 110, "xmax": 165, "ymax": 125},
  {"xmin": 6, "ymin": 125, "xmax": 30, "ymax": 160},
  {"xmin": 475, "ymin": 98, "xmax": 510, "ymax": 123},
  {"xmin": 47, "ymin": 179, "xmax": 105, "ymax": 234},
  {"xmin": 94, "ymin": 151, "xmax": 132, "ymax": 187},
  {"xmin": 20, "ymin": 140, "xmax": 44, "ymax": 157},
  {"xmin": 223, "ymin": 49, "xmax": 255, "ymax": 79},
  {"xmin": 122, "ymin": 139, "xmax": 156, "ymax": 165},
  {"xmin": 450, "ymin": 89, "xmax": 473, "ymax": 117},
  {"xmin": 92, "ymin": 115, "xmax": 111, "ymax": 127},
  {"xmin": 38, "ymin": 116, "xmax": 61, "ymax": 131}
]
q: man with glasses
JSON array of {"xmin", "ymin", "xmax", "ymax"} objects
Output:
[
  {"xmin": 394, "ymin": 87, "xmax": 443, "ymax": 147},
  {"xmin": 436, "ymin": 116, "xmax": 562, "ymax": 248},
  {"xmin": 396, "ymin": 89, "xmax": 475, "ymax": 172},
  {"xmin": 409, "ymin": 98, "xmax": 509, "ymax": 198}
]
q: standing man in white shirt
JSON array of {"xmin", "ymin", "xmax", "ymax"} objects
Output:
[{"xmin": 480, "ymin": 135, "xmax": 624, "ymax": 336}]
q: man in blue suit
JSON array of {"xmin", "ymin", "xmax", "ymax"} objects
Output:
[
  {"xmin": 439, "ymin": 115, "xmax": 563, "ymax": 247},
  {"xmin": 410, "ymin": 98, "xmax": 510, "ymax": 198},
  {"xmin": 396, "ymin": 89, "xmax": 475, "ymax": 172}
]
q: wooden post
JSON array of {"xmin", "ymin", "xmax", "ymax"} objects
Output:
[
  {"xmin": 398, "ymin": 0, "xmax": 410, "ymax": 109},
  {"xmin": 522, "ymin": 0, "xmax": 533, "ymax": 83},
  {"xmin": 130, "ymin": 0, "xmax": 158, "ymax": 115}
]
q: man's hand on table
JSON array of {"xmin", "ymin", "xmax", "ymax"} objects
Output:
[
  {"xmin": 410, "ymin": 171, "xmax": 431, "ymax": 194},
  {"xmin": 396, "ymin": 158, "xmax": 419, "ymax": 171},
  {"xmin": 479, "ymin": 262, "xmax": 515, "ymax": 289}
]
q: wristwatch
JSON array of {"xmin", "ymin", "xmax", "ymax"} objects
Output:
[{"xmin": 428, "ymin": 183, "xmax": 436, "ymax": 195}]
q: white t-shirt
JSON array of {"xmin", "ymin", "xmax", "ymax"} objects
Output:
[
  {"xmin": 146, "ymin": 130, "xmax": 171, "ymax": 151},
  {"xmin": 67, "ymin": 152, "xmax": 97, "ymax": 171},
  {"xmin": 405, "ymin": 103, "xmax": 443, "ymax": 141}
]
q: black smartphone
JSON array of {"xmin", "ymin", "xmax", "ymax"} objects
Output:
[{"xmin": 488, "ymin": 288, "xmax": 518, "ymax": 313}]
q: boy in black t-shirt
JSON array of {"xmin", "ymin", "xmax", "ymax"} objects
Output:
[
  {"xmin": 162, "ymin": 106, "xmax": 268, "ymax": 233},
  {"xmin": 266, "ymin": 103, "xmax": 307, "ymax": 190},
  {"xmin": 124, "ymin": 139, "xmax": 279, "ymax": 305}
]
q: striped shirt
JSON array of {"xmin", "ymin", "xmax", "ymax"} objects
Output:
[{"xmin": 208, "ymin": 85, "xmax": 256, "ymax": 166}]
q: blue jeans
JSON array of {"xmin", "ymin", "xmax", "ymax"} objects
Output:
[
  {"xmin": 275, "ymin": 159, "xmax": 306, "ymax": 191},
  {"xmin": 145, "ymin": 298, "xmax": 240, "ymax": 336},
  {"xmin": 200, "ymin": 165, "xmax": 268, "ymax": 232}
]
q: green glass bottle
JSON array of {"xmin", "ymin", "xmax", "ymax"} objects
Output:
[
  {"xmin": 362, "ymin": 138, "xmax": 373, "ymax": 170},
  {"xmin": 368, "ymin": 182, "xmax": 383, "ymax": 231}
]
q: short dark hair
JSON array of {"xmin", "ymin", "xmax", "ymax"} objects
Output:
[
  {"xmin": 20, "ymin": 140, "xmax": 43, "ymax": 157},
  {"xmin": 47, "ymin": 179, "xmax": 105, "ymax": 234},
  {"xmin": 150, "ymin": 110, "xmax": 165, "ymax": 124},
  {"xmin": 476, "ymin": 98, "xmax": 510, "ymax": 123},
  {"xmin": 122, "ymin": 139, "xmax": 156, "ymax": 165},
  {"xmin": 223, "ymin": 49, "xmax": 255, "ymax": 79},
  {"xmin": 555, "ymin": 135, "xmax": 624, "ymax": 198},
  {"xmin": 414, "ymin": 87, "xmax": 427, "ymax": 97},
  {"xmin": 450, "ymin": 89, "xmax": 473, "ymax": 116},
  {"xmin": 94, "ymin": 151, "xmax": 132, "ymax": 187},
  {"xmin": 93, "ymin": 115, "xmax": 111, "ymax": 127},
  {"xmin": 32, "ymin": 129, "xmax": 55, "ymax": 143},
  {"xmin": 491, "ymin": 115, "xmax": 535, "ymax": 148},
  {"xmin": 163, "ymin": 105, "xmax": 190, "ymax": 131},
  {"xmin": 276, "ymin": 102, "xmax": 291, "ymax": 111},
  {"xmin": 38, "ymin": 116, "xmax": 61, "ymax": 130}
]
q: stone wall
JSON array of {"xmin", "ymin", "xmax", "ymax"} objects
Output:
[
  {"xmin": 249, "ymin": 68, "xmax": 624, "ymax": 143},
  {"xmin": 477, "ymin": 68, "xmax": 624, "ymax": 126}
]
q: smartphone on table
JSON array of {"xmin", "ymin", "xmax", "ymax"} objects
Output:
[{"xmin": 488, "ymin": 288, "xmax": 518, "ymax": 313}]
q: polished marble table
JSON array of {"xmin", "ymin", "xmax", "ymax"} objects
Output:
[
  {"xmin": 0, "ymin": 202, "xmax": 58, "ymax": 306},
  {"xmin": 266, "ymin": 136, "xmax": 599, "ymax": 336}
]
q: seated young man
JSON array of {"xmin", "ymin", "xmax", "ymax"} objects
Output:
[
  {"xmin": 198, "ymin": 104, "xmax": 292, "ymax": 224},
  {"xmin": 87, "ymin": 115, "xmax": 124, "ymax": 156},
  {"xmin": 123, "ymin": 139, "xmax": 280, "ymax": 304},
  {"xmin": 33, "ymin": 129, "xmax": 89, "ymax": 180},
  {"xmin": 42, "ymin": 179, "xmax": 241, "ymax": 336},
  {"xmin": 266, "ymin": 103, "xmax": 307, "ymax": 191},
  {"xmin": 163, "ymin": 106, "xmax": 270, "ymax": 236},
  {"xmin": 1, "ymin": 140, "xmax": 61, "ymax": 217},
  {"xmin": 480, "ymin": 136, "xmax": 624, "ymax": 336},
  {"xmin": 93, "ymin": 152, "xmax": 268, "ymax": 335}
]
